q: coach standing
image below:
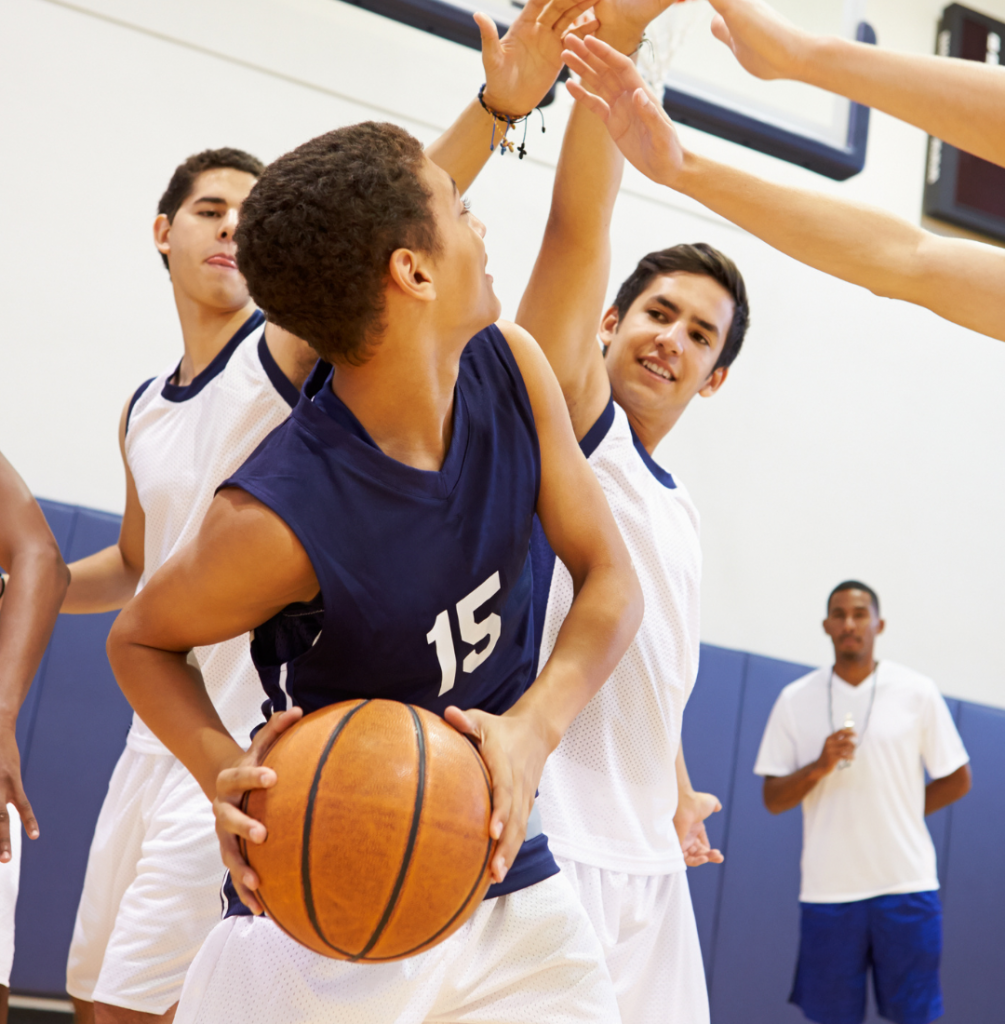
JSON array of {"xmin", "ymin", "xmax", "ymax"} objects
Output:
[{"xmin": 754, "ymin": 581, "xmax": 971, "ymax": 1024}]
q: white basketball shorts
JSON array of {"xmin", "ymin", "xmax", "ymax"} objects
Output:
[
  {"xmin": 175, "ymin": 869, "xmax": 621, "ymax": 1024},
  {"xmin": 556, "ymin": 855, "xmax": 710, "ymax": 1024},
  {"xmin": 0, "ymin": 804, "xmax": 21, "ymax": 988},
  {"xmin": 65, "ymin": 747, "xmax": 224, "ymax": 1014}
]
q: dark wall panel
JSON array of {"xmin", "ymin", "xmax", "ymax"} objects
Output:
[
  {"xmin": 709, "ymin": 653, "xmax": 812, "ymax": 1024},
  {"xmin": 683, "ymin": 645, "xmax": 748, "ymax": 976},
  {"xmin": 11, "ymin": 506, "xmax": 132, "ymax": 996},
  {"xmin": 939, "ymin": 702, "xmax": 1005, "ymax": 1024}
]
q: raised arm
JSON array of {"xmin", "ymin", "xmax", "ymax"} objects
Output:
[
  {"xmin": 61, "ymin": 396, "xmax": 146, "ymax": 613},
  {"xmin": 564, "ymin": 35, "xmax": 1005, "ymax": 343},
  {"xmin": 106, "ymin": 487, "xmax": 318, "ymax": 911},
  {"xmin": 427, "ymin": 0, "xmax": 599, "ymax": 193},
  {"xmin": 447, "ymin": 320, "xmax": 643, "ymax": 882},
  {"xmin": 0, "ymin": 451, "xmax": 69, "ymax": 856},
  {"xmin": 516, "ymin": 1, "xmax": 664, "ymax": 439},
  {"xmin": 707, "ymin": 0, "xmax": 1005, "ymax": 170}
]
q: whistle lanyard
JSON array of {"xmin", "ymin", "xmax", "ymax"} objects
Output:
[{"xmin": 828, "ymin": 662, "xmax": 879, "ymax": 749}]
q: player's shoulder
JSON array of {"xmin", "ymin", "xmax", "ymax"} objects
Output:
[
  {"xmin": 776, "ymin": 666, "xmax": 829, "ymax": 704},
  {"xmin": 878, "ymin": 659, "xmax": 939, "ymax": 697}
]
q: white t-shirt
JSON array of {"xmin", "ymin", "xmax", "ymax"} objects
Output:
[
  {"xmin": 536, "ymin": 400, "xmax": 701, "ymax": 875},
  {"xmin": 754, "ymin": 660, "xmax": 969, "ymax": 903}
]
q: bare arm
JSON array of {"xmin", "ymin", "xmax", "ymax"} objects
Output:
[
  {"xmin": 0, "ymin": 450, "xmax": 70, "ymax": 855},
  {"xmin": 516, "ymin": 1, "xmax": 662, "ymax": 439},
  {"xmin": 564, "ymin": 35, "xmax": 1005, "ymax": 343},
  {"xmin": 106, "ymin": 487, "xmax": 318, "ymax": 912},
  {"xmin": 925, "ymin": 762, "xmax": 971, "ymax": 815},
  {"xmin": 447, "ymin": 319, "xmax": 643, "ymax": 880},
  {"xmin": 762, "ymin": 727, "xmax": 856, "ymax": 814},
  {"xmin": 707, "ymin": 0, "xmax": 1005, "ymax": 170},
  {"xmin": 427, "ymin": 0, "xmax": 599, "ymax": 194},
  {"xmin": 264, "ymin": 322, "xmax": 317, "ymax": 392},
  {"xmin": 61, "ymin": 398, "xmax": 146, "ymax": 613},
  {"xmin": 673, "ymin": 743, "xmax": 724, "ymax": 866}
]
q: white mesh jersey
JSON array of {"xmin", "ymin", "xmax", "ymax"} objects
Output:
[
  {"xmin": 123, "ymin": 311, "xmax": 300, "ymax": 755},
  {"xmin": 536, "ymin": 398, "xmax": 701, "ymax": 875}
]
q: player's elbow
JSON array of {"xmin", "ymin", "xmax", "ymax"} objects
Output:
[{"xmin": 106, "ymin": 604, "xmax": 144, "ymax": 700}]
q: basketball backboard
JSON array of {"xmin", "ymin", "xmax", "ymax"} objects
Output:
[{"xmin": 341, "ymin": 0, "xmax": 875, "ymax": 180}]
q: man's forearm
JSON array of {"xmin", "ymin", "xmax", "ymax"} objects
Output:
[
  {"xmin": 668, "ymin": 150, "xmax": 1005, "ymax": 343},
  {"xmin": 801, "ymin": 37, "xmax": 1005, "ymax": 171},
  {"xmin": 107, "ymin": 628, "xmax": 240, "ymax": 798},
  {"xmin": 426, "ymin": 99, "xmax": 502, "ymax": 196},
  {"xmin": 62, "ymin": 545, "xmax": 142, "ymax": 614},
  {"xmin": 0, "ymin": 546, "xmax": 68, "ymax": 723},
  {"xmin": 513, "ymin": 561, "xmax": 641, "ymax": 747},
  {"xmin": 763, "ymin": 761, "xmax": 826, "ymax": 814}
]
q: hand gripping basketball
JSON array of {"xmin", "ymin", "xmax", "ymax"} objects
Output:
[{"xmin": 236, "ymin": 700, "xmax": 497, "ymax": 962}]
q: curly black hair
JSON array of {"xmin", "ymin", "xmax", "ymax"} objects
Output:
[
  {"xmin": 612, "ymin": 243, "xmax": 750, "ymax": 370},
  {"xmin": 156, "ymin": 148, "xmax": 265, "ymax": 271},
  {"xmin": 235, "ymin": 122, "xmax": 441, "ymax": 366}
]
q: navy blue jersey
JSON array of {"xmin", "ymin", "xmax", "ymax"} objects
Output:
[{"xmin": 222, "ymin": 324, "xmax": 557, "ymax": 900}]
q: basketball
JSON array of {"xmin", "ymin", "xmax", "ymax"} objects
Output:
[{"xmin": 241, "ymin": 699, "xmax": 496, "ymax": 962}]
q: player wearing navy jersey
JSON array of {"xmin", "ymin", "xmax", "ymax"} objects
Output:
[
  {"xmin": 107, "ymin": 115, "xmax": 642, "ymax": 1023},
  {"xmin": 515, "ymin": 3, "xmax": 750, "ymax": 1021}
]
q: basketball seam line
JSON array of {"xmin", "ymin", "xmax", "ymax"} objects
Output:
[
  {"xmin": 363, "ymin": 733, "xmax": 495, "ymax": 961},
  {"xmin": 301, "ymin": 698, "xmax": 370, "ymax": 957},
  {"xmin": 355, "ymin": 704, "xmax": 428, "ymax": 960}
]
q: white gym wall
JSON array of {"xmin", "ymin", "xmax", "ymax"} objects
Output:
[{"xmin": 2, "ymin": 0, "xmax": 1004, "ymax": 707}]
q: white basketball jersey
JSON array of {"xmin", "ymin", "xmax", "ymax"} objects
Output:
[
  {"xmin": 124, "ymin": 311, "xmax": 300, "ymax": 754},
  {"xmin": 536, "ymin": 400, "xmax": 701, "ymax": 874}
]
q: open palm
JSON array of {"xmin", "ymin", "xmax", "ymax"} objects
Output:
[
  {"xmin": 563, "ymin": 34, "xmax": 686, "ymax": 185},
  {"xmin": 479, "ymin": 0, "xmax": 599, "ymax": 115}
]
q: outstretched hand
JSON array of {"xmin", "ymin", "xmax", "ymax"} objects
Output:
[
  {"xmin": 477, "ymin": 0, "xmax": 599, "ymax": 116},
  {"xmin": 445, "ymin": 704, "xmax": 551, "ymax": 885},
  {"xmin": 562, "ymin": 34, "xmax": 686, "ymax": 186},
  {"xmin": 212, "ymin": 706, "xmax": 303, "ymax": 915},
  {"xmin": 674, "ymin": 789, "xmax": 724, "ymax": 867},
  {"xmin": 706, "ymin": 0, "xmax": 810, "ymax": 81}
]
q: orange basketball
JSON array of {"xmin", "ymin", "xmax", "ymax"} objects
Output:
[{"xmin": 241, "ymin": 699, "xmax": 496, "ymax": 962}]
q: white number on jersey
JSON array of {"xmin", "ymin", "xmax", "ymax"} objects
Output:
[{"xmin": 426, "ymin": 572, "xmax": 502, "ymax": 696}]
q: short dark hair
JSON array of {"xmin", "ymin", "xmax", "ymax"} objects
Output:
[
  {"xmin": 612, "ymin": 243, "xmax": 750, "ymax": 370},
  {"xmin": 235, "ymin": 122, "xmax": 440, "ymax": 366},
  {"xmin": 156, "ymin": 148, "xmax": 265, "ymax": 270},
  {"xmin": 828, "ymin": 580, "xmax": 880, "ymax": 615}
]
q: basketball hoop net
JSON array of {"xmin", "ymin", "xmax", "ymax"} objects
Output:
[{"xmin": 637, "ymin": 0, "xmax": 704, "ymax": 93}]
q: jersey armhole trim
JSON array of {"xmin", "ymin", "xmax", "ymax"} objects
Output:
[
  {"xmin": 579, "ymin": 393, "xmax": 615, "ymax": 459},
  {"xmin": 629, "ymin": 425, "xmax": 677, "ymax": 489},
  {"xmin": 257, "ymin": 334, "xmax": 303, "ymax": 409},
  {"xmin": 125, "ymin": 378, "xmax": 155, "ymax": 435}
]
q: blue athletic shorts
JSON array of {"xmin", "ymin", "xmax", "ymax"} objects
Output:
[{"xmin": 790, "ymin": 891, "xmax": 943, "ymax": 1024}]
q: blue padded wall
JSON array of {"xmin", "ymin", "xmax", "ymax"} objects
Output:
[
  {"xmin": 11, "ymin": 500, "xmax": 133, "ymax": 996},
  {"xmin": 939, "ymin": 702, "xmax": 1005, "ymax": 1024}
]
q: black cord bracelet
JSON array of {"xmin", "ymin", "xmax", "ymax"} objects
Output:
[{"xmin": 477, "ymin": 84, "xmax": 546, "ymax": 159}]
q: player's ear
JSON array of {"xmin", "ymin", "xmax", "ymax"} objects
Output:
[
  {"xmin": 876, "ymin": 617, "xmax": 886, "ymax": 635},
  {"xmin": 388, "ymin": 248, "xmax": 436, "ymax": 303},
  {"xmin": 699, "ymin": 365, "xmax": 728, "ymax": 398},
  {"xmin": 153, "ymin": 214, "xmax": 171, "ymax": 259},
  {"xmin": 598, "ymin": 305, "xmax": 620, "ymax": 351}
]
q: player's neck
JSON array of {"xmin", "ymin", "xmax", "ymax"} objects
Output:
[
  {"xmin": 173, "ymin": 291, "xmax": 258, "ymax": 386},
  {"xmin": 330, "ymin": 320, "xmax": 465, "ymax": 472},
  {"xmin": 622, "ymin": 402, "xmax": 680, "ymax": 456},
  {"xmin": 833, "ymin": 654, "xmax": 877, "ymax": 686}
]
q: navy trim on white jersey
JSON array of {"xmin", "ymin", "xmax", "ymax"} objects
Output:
[
  {"xmin": 257, "ymin": 335, "xmax": 303, "ymax": 409},
  {"xmin": 125, "ymin": 378, "xmax": 155, "ymax": 435},
  {"xmin": 630, "ymin": 427, "xmax": 676, "ymax": 489},
  {"xmin": 161, "ymin": 310, "xmax": 266, "ymax": 403},
  {"xmin": 579, "ymin": 394, "xmax": 616, "ymax": 459}
]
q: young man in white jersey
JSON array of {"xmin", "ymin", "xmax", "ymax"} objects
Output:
[
  {"xmin": 516, "ymin": 4, "xmax": 748, "ymax": 1020},
  {"xmin": 755, "ymin": 582, "xmax": 971, "ymax": 1024},
  {"xmin": 0, "ymin": 451, "xmax": 70, "ymax": 1024},
  {"xmin": 59, "ymin": 5, "xmax": 607, "ymax": 1020}
]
